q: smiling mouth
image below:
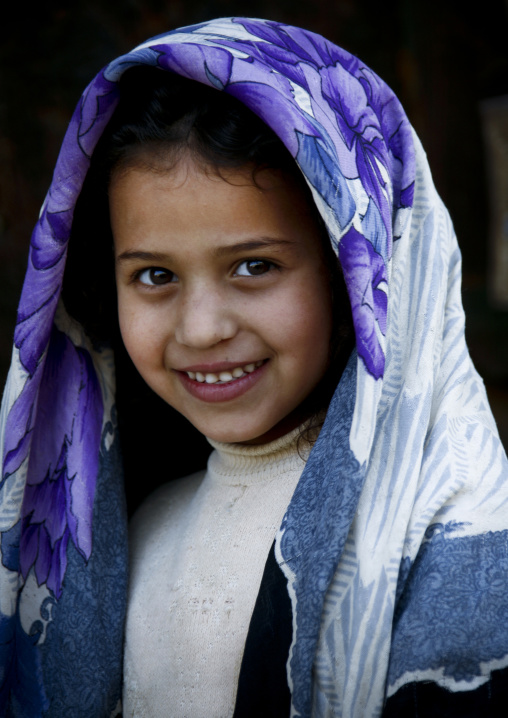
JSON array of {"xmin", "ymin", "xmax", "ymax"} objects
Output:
[{"xmin": 184, "ymin": 360, "xmax": 265, "ymax": 385}]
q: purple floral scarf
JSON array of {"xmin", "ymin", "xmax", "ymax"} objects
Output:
[{"xmin": 2, "ymin": 17, "xmax": 508, "ymax": 718}]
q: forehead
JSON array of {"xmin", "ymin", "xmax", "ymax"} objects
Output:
[{"xmin": 109, "ymin": 160, "xmax": 327, "ymax": 260}]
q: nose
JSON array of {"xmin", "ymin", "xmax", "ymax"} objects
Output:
[{"xmin": 174, "ymin": 286, "xmax": 238, "ymax": 349}]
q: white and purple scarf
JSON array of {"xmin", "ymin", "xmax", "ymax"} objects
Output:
[{"xmin": 1, "ymin": 17, "xmax": 508, "ymax": 717}]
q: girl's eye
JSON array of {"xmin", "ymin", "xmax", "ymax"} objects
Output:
[
  {"xmin": 235, "ymin": 259, "xmax": 274, "ymax": 277},
  {"xmin": 137, "ymin": 267, "xmax": 176, "ymax": 286}
]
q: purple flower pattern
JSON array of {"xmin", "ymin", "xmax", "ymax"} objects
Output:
[
  {"xmin": 339, "ymin": 227, "xmax": 388, "ymax": 379},
  {"xmin": 19, "ymin": 327, "xmax": 103, "ymax": 599}
]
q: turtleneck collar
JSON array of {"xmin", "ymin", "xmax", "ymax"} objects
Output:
[{"xmin": 206, "ymin": 420, "xmax": 322, "ymax": 486}]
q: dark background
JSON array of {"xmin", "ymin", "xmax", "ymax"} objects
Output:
[{"xmin": 2, "ymin": 0, "xmax": 508, "ymax": 446}]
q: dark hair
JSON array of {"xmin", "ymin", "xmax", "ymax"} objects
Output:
[
  {"xmin": 63, "ymin": 66, "xmax": 354, "ymax": 506},
  {"xmin": 101, "ymin": 66, "xmax": 299, "ymax": 179}
]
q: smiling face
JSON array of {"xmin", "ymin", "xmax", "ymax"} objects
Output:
[{"xmin": 111, "ymin": 158, "xmax": 333, "ymax": 444}]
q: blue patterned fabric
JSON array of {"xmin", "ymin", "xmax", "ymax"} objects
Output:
[{"xmin": 1, "ymin": 17, "xmax": 508, "ymax": 717}]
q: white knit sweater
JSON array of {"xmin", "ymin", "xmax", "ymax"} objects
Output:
[{"xmin": 123, "ymin": 426, "xmax": 309, "ymax": 718}]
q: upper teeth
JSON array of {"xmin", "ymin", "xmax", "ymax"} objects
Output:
[{"xmin": 186, "ymin": 360, "xmax": 263, "ymax": 384}]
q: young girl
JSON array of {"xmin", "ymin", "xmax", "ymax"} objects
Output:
[{"xmin": 1, "ymin": 17, "xmax": 508, "ymax": 718}]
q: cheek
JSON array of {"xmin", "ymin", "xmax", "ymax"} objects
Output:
[
  {"xmin": 274, "ymin": 279, "xmax": 333, "ymax": 377},
  {"xmin": 117, "ymin": 298, "xmax": 165, "ymax": 371},
  {"xmin": 295, "ymin": 315, "xmax": 332, "ymax": 378}
]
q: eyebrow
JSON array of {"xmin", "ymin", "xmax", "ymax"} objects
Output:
[
  {"xmin": 213, "ymin": 237, "xmax": 296, "ymax": 257},
  {"xmin": 116, "ymin": 250, "xmax": 169, "ymax": 264},
  {"xmin": 116, "ymin": 238, "xmax": 296, "ymax": 264}
]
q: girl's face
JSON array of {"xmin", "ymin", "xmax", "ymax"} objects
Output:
[{"xmin": 111, "ymin": 159, "xmax": 333, "ymax": 444}]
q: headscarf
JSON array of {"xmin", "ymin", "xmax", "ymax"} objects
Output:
[{"xmin": 2, "ymin": 17, "xmax": 508, "ymax": 718}]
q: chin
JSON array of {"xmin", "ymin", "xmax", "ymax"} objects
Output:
[
  {"xmin": 204, "ymin": 424, "xmax": 268, "ymax": 445},
  {"xmin": 209, "ymin": 411, "xmax": 305, "ymax": 446}
]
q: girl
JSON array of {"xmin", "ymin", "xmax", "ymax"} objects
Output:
[{"xmin": 2, "ymin": 16, "xmax": 508, "ymax": 718}]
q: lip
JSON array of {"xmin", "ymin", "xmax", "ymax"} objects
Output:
[{"xmin": 176, "ymin": 360, "xmax": 268, "ymax": 403}]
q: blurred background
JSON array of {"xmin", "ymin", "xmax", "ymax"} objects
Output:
[{"xmin": 2, "ymin": 0, "xmax": 508, "ymax": 446}]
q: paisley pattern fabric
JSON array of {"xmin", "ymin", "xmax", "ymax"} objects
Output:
[{"xmin": 1, "ymin": 17, "xmax": 507, "ymax": 717}]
